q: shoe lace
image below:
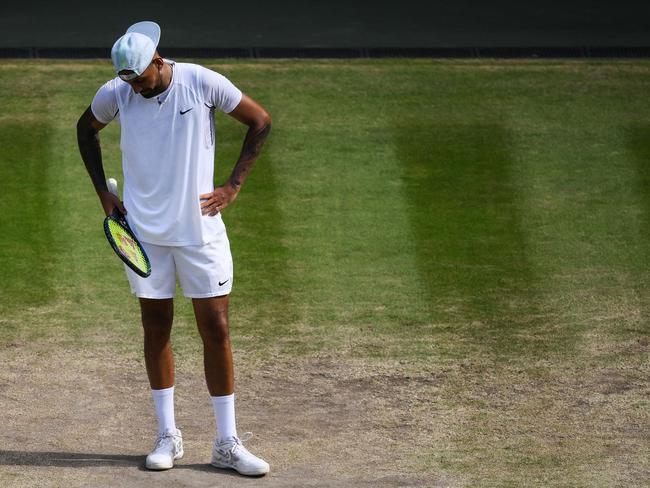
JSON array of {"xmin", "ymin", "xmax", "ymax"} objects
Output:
[
  {"xmin": 228, "ymin": 432, "xmax": 254, "ymax": 453},
  {"xmin": 153, "ymin": 431, "xmax": 177, "ymax": 450},
  {"xmin": 239, "ymin": 432, "xmax": 254, "ymax": 443}
]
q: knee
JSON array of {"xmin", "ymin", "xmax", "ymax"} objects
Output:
[
  {"xmin": 141, "ymin": 308, "xmax": 173, "ymax": 335},
  {"xmin": 200, "ymin": 313, "xmax": 230, "ymax": 346}
]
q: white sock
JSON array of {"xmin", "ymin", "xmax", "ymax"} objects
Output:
[
  {"xmin": 151, "ymin": 386, "xmax": 176, "ymax": 435},
  {"xmin": 211, "ymin": 393, "xmax": 237, "ymax": 442}
]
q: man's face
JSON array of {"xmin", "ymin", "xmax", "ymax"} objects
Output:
[{"xmin": 119, "ymin": 58, "xmax": 164, "ymax": 98}]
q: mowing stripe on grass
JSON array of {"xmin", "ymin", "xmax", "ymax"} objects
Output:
[
  {"xmin": 205, "ymin": 62, "xmax": 438, "ymax": 355},
  {"xmin": 0, "ymin": 122, "xmax": 56, "ymax": 311},
  {"xmin": 395, "ymin": 122, "xmax": 539, "ymax": 355},
  {"xmin": 497, "ymin": 70, "xmax": 650, "ymax": 356},
  {"xmin": 625, "ymin": 123, "xmax": 650, "ymax": 325}
]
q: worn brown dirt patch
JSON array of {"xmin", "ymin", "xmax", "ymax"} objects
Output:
[
  {"xmin": 0, "ymin": 341, "xmax": 450, "ymax": 487},
  {"xmin": 1, "ymin": 336, "xmax": 648, "ymax": 487}
]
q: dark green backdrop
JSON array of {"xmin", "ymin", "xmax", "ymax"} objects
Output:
[{"xmin": 1, "ymin": 0, "xmax": 649, "ymax": 50}]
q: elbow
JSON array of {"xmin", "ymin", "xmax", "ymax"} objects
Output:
[
  {"xmin": 257, "ymin": 114, "xmax": 273, "ymax": 137},
  {"xmin": 262, "ymin": 110, "xmax": 272, "ymax": 127},
  {"xmin": 254, "ymin": 109, "xmax": 272, "ymax": 132}
]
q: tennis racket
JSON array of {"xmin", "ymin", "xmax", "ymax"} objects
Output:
[{"xmin": 103, "ymin": 178, "xmax": 151, "ymax": 278}]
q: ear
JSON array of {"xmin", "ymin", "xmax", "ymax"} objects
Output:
[{"xmin": 152, "ymin": 56, "xmax": 164, "ymax": 70}]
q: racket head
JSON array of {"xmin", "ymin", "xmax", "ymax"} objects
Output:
[{"xmin": 103, "ymin": 211, "xmax": 151, "ymax": 278}]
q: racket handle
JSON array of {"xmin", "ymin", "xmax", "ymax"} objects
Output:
[{"xmin": 107, "ymin": 178, "xmax": 118, "ymax": 197}]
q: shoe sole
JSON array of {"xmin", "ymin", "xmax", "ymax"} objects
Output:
[
  {"xmin": 146, "ymin": 449, "xmax": 184, "ymax": 470},
  {"xmin": 210, "ymin": 459, "xmax": 269, "ymax": 476}
]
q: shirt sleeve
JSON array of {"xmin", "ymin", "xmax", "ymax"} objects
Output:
[
  {"xmin": 90, "ymin": 80, "xmax": 119, "ymax": 124},
  {"xmin": 199, "ymin": 66, "xmax": 243, "ymax": 114}
]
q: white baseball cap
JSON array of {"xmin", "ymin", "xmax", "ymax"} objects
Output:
[{"xmin": 111, "ymin": 21, "xmax": 161, "ymax": 81}]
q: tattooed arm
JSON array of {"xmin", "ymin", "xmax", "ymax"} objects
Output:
[
  {"xmin": 77, "ymin": 105, "xmax": 126, "ymax": 216},
  {"xmin": 200, "ymin": 95, "xmax": 272, "ymax": 216}
]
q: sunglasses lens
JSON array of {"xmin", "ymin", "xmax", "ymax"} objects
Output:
[{"xmin": 119, "ymin": 71, "xmax": 139, "ymax": 81}]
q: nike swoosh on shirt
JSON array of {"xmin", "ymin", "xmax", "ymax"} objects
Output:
[
  {"xmin": 219, "ymin": 279, "xmax": 230, "ymax": 286},
  {"xmin": 180, "ymin": 108, "xmax": 193, "ymax": 115}
]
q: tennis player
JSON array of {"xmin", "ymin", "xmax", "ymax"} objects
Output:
[{"xmin": 76, "ymin": 21, "xmax": 271, "ymax": 475}]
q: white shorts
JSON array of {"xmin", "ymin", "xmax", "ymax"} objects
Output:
[{"xmin": 125, "ymin": 233, "xmax": 233, "ymax": 299}]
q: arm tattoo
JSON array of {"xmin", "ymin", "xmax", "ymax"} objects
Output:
[
  {"xmin": 228, "ymin": 122, "xmax": 271, "ymax": 189},
  {"xmin": 77, "ymin": 113, "xmax": 107, "ymax": 193}
]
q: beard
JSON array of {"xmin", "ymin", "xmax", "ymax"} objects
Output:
[{"xmin": 140, "ymin": 66, "xmax": 167, "ymax": 98}]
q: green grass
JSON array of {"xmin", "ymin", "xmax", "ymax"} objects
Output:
[{"xmin": 0, "ymin": 59, "xmax": 649, "ymax": 486}]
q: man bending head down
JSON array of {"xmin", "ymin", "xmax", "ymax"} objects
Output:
[{"xmin": 77, "ymin": 20, "xmax": 272, "ymax": 476}]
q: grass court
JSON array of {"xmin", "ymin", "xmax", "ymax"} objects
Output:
[{"xmin": 0, "ymin": 59, "xmax": 648, "ymax": 487}]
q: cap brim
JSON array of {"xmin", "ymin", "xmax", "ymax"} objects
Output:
[{"xmin": 126, "ymin": 21, "xmax": 160, "ymax": 48}]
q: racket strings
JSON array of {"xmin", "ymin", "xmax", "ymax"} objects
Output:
[{"xmin": 106, "ymin": 219, "xmax": 150, "ymax": 274}]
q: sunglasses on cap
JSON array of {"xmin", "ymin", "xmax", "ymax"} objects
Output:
[{"xmin": 118, "ymin": 59, "xmax": 159, "ymax": 81}]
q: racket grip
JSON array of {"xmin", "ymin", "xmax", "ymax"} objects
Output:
[{"xmin": 107, "ymin": 178, "xmax": 118, "ymax": 197}]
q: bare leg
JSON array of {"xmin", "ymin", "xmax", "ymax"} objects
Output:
[
  {"xmin": 140, "ymin": 298, "xmax": 175, "ymax": 389},
  {"xmin": 192, "ymin": 295, "xmax": 234, "ymax": 396}
]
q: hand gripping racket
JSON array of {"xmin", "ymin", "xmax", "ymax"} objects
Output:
[{"xmin": 103, "ymin": 178, "xmax": 152, "ymax": 277}]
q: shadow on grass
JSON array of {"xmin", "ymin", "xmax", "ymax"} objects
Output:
[
  {"xmin": 395, "ymin": 122, "xmax": 541, "ymax": 355},
  {"xmin": 0, "ymin": 122, "xmax": 56, "ymax": 314}
]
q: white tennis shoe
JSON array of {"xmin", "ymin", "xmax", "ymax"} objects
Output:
[
  {"xmin": 211, "ymin": 434, "xmax": 270, "ymax": 476},
  {"xmin": 145, "ymin": 429, "xmax": 184, "ymax": 470}
]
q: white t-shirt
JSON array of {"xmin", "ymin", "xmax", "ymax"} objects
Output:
[{"xmin": 91, "ymin": 60, "xmax": 242, "ymax": 246}]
